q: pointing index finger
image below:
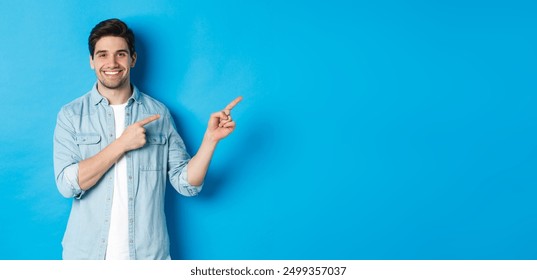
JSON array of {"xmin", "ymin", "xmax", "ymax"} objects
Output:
[
  {"xmin": 225, "ymin": 96, "xmax": 243, "ymax": 110},
  {"xmin": 136, "ymin": 114, "xmax": 160, "ymax": 126}
]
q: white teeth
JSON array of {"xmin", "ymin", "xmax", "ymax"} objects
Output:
[{"xmin": 104, "ymin": 71, "xmax": 119, "ymax": 75}]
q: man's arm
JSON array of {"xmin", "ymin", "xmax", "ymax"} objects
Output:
[
  {"xmin": 186, "ymin": 96, "xmax": 242, "ymax": 186},
  {"xmin": 78, "ymin": 114, "xmax": 160, "ymax": 190}
]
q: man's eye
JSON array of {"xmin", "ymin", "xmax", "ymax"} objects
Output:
[
  {"xmin": 118, "ymin": 53, "xmax": 126, "ymax": 57},
  {"xmin": 98, "ymin": 53, "xmax": 106, "ymax": 58}
]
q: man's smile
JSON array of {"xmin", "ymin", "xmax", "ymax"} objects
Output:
[{"xmin": 103, "ymin": 70, "xmax": 122, "ymax": 76}]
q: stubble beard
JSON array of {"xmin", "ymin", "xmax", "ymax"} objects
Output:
[{"xmin": 98, "ymin": 75, "xmax": 129, "ymax": 90}]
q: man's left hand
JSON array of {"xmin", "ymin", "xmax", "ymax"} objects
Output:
[{"xmin": 206, "ymin": 96, "xmax": 243, "ymax": 143}]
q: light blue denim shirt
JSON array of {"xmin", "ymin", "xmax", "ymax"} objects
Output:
[{"xmin": 53, "ymin": 83, "xmax": 202, "ymax": 260}]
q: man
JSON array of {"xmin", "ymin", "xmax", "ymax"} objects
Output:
[{"xmin": 53, "ymin": 18, "xmax": 242, "ymax": 259}]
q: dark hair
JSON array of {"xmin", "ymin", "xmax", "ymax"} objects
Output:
[{"xmin": 88, "ymin": 18, "xmax": 135, "ymax": 58}]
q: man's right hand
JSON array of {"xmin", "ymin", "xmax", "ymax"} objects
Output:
[{"xmin": 118, "ymin": 114, "xmax": 160, "ymax": 152}]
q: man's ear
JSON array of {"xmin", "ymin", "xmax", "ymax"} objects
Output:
[
  {"xmin": 131, "ymin": 52, "xmax": 137, "ymax": 68},
  {"xmin": 89, "ymin": 55, "xmax": 95, "ymax": 69}
]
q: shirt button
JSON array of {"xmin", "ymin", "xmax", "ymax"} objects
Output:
[{"xmin": 129, "ymin": 176, "xmax": 132, "ymax": 180}]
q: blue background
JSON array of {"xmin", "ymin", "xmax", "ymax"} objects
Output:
[{"xmin": 1, "ymin": 0, "xmax": 536, "ymax": 260}]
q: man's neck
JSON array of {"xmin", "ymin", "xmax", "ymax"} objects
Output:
[{"xmin": 97, "ymin": 82, "xmax": 132, "ymax": 105}]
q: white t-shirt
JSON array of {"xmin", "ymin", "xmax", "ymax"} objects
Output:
[{"xmin": 105, "ymin": 103, "xmax": 129, "ymax": 260}]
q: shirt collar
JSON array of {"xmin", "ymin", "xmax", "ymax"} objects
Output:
[
  {"xmin": 129, "ymin": 84, "xmax": 142, "ymax": 105},
  {"xmin": 90, "ymin": 82, "xmax": 143, "ymax": 106}
]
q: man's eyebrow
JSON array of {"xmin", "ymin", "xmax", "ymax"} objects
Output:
[{"xmin": 94, "ymin": 49, "xmax": 129, "ymax": 54}]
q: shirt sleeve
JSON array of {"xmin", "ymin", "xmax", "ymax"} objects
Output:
[
  {"xmin": 53, "ymin": 108, "xmax": 85, "ymax": 199},
  {"xmin": 166, "ymin": 111, "xmax": 203, "ymax": 196}
]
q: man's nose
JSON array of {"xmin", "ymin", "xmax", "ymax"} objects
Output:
[{"xmin": 107, "ymin": 55, "xmax": 119, "ymax": 66}]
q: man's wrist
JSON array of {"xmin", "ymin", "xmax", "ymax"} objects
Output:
[
  {"xmin": 112, "ymin": 138, "xmax": 129, "ymax": 154},
  {"xmin": 203, "ymin": 132, "xmax": 219, "ymax": 147}
]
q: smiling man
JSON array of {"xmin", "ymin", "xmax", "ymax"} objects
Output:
[
  {"xmin": 91, "ymin": 36, "xmax": 132, "ymax": 90},
  {"xmin": 53, "ymin": 18, "xmax": 242, "ymax": 259}
]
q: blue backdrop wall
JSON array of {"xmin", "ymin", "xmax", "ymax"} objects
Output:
[{"xmin": 1, "ymin": 0, "xmax": 537, "ymax": 260}]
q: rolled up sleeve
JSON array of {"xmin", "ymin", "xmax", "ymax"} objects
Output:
[
  {"xmin": 166, "ymin": 112, "xmax": 203, "ymax": 197},
  {"xmin": 178, "ymin": 165, "xmax": 202, "ymax": 196},
  {"xmin": 53, "ymin": 108, "xmax": 85, "ymax": 199}
]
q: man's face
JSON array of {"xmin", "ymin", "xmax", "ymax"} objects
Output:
[{"xmin": 90, "ymin": 36, "xmax": 136, "ymax": 91}]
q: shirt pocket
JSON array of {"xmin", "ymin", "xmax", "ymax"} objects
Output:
[
  {"xmin": 75, "ymin": 133, "xmax": 101, "ymax": 159},
  {"xmin": 139, "ymin": 133, "xmax": 167, "ymax": 171}
]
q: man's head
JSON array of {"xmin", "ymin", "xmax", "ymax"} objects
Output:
[
  {"xmin": 88, "ymin": 19, "xmax": 137, "ymax": 91},
  {"xmin": 89, "ymin": 18, "xmax": 135, "ymax": 59}
]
